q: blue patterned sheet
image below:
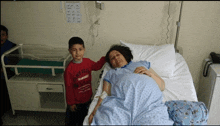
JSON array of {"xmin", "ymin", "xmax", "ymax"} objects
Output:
[
  {"xmin": 165, "ymin": 100, "xmax": 209, "ymax": 125},
  {"xmin": 90, "ymin": 60, "xmax": 208, "ymax": 125},
  {"xmin": 91, "ymin": 72, "xmax": 173, "ymax": 125}
]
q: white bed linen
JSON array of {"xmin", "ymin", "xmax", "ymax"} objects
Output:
[{"xmin": 83, "ymin": 53, "xmax": 198, "ymax": 125}]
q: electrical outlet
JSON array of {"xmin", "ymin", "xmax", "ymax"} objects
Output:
[
  {"xmin": 101, "ymin": 3, "xmax": 104, "ymax": 10},
  {"xmin": 96, "ymin": 1, "xmax": 104, "ymax": 10}
]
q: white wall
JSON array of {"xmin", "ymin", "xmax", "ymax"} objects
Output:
[
  {"xmin": 1, "ymin": 1, "xmax": 220, "ymax": 94},
  {"xmin": 178, "ymin": 1, "xmax": 220, "ymax": 91}
]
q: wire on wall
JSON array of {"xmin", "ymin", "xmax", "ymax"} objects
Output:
[
  {"xmin": 84, "ymin": 1, "xmax": 100, "ymax": 46},
  {"xmin": 84, "ymin": 2, "xmax": 95, "ymax": 46},
  {"xmin": 166, "ymin": 1, "xmax": 171, "ymax": 44}
]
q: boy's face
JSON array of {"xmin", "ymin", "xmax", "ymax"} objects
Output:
[
  {"xmin": 69, "ymin": 44, "xmax": 85, "ymax": 62},
  {"xmin": 1, "ymin": 30, "xmax": 8, "ymax": 45}
]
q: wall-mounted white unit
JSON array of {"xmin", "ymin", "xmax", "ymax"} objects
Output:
[{"xmin": 198, "ymin": 59, "xmax": 220, "ymax": 125}]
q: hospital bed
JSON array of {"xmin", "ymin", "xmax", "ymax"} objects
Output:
[
  {"xmin": 1, "ymin": 44, "xmax": 72, "ymax": 115},
  {"xmin": 83, "ymin": 40, "xmax": 208, "ymax": 125}
]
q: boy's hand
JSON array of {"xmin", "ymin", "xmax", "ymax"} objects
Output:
[{"xmin": 70, "ymin": 104, "xmax": 77, "ymax": 112}]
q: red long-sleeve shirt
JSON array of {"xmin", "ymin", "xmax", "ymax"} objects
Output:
[{"xmin": 64, "ymin": 57, "xmax": 106, "ymax": 106}]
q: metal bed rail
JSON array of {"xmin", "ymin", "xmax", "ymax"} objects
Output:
[{"xmin": 1, "ymin": 44, "xmax": 72, "ymax": 81}]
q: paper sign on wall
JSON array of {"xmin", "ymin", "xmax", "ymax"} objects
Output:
[{"xmin": 65, "ymin": 1, "xmax": 82, "ymax": 23}]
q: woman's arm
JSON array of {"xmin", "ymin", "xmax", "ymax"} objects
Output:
[
  {"xmin": 148, "ymin": 68, "xmax": 165, "ymax": 91},
  {"xmin": 89, "ymin": 80, "xmax": 111, "ymax": 125},
  {"xmin": 134, "ymin": 67, "xmax": 165, "ymax": 91},
  {"xmin": 91, "ymin": 81, "xmax": 111, "ymax": 114}
]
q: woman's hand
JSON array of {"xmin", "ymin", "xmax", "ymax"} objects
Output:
[
  {"xmin": 70, "ymin": 104, "xmax": 77, "ymax": 112},
  {"xmin": 135, "ymin": 66, "xmax": 165, "ymax": 91},
  {"xmin": 89, "ymin": 111, "xmax": 96, "ymax": 125},
  {"xmin": 134, "ymin": 66, "xmax": 153, "ymax": 77}
]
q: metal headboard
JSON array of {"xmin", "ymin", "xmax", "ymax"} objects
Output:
[{"xmin": 174, "ymin": 1, "xmax": 183, "ymax": 54}]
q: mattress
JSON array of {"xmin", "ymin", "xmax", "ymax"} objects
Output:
[
  {"xmin": 83, "ymin": 53, "xmax": 198, "ymax": 125},
  {"xmin": 10, "ymin": 59, "xmax": 64, "ymax": 74}
]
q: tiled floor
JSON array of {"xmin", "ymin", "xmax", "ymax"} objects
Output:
[{"xmin": 1, "ymin": 109, "xmax": 66, "ymax": 125}]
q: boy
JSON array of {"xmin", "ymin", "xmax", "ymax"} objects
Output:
[
  {"xmin": 64, "ymin": 37, "xmax": 106, "ymax": 126},
  {"xmin": 1, "ymin": 25, "xmax": 19, "ymax": 124},
  {"xmin": 1, "ymin": 25, "xmax": 18, "ymax": 79}
]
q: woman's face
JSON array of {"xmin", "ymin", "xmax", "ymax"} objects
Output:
[{"xmin": 109, "ymin": 50, "xmax": 128, "ymax": 68}]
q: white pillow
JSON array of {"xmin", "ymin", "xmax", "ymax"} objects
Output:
[{"xmin": 120, "ymin": 40, "xmax": 176, "ymax": 78}]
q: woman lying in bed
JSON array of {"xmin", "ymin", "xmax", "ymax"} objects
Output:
[{"xmin": 89, "ymin": 45, "xmax": 174, "ymax": 125}]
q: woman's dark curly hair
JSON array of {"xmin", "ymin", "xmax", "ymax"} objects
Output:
[{"xmin": 105, "ymin": 44, "xmax": 133, "ymax": 68}]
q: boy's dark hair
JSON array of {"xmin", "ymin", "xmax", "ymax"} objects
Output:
[
  {"xmin": 68, "ymin": 37, "xmax": 85, "ymax": 49},
  {"xmin": 105, "ymin": 44, "xmax": 133, "ymax": 68},
  {"xmin": 1, "ymin": 25, "xmax": 8, "ymax": 35}
]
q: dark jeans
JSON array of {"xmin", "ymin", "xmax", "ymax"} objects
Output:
[
  {"xmin": 65, "ymin": 100, "xmax": 91, "ymax": 126},
  {"xmin": 1, "ymin": 79, "xmax": 12, "ymax": 118}
]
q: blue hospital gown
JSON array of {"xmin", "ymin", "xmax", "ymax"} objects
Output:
[{"xmin": 91, "ymin": 61, "xmax": 174, "ymax": 125}]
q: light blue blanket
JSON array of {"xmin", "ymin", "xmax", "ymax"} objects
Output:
[{"xmin": 91, "ymin": 62, "xmax": 173, "ymax": 125}]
